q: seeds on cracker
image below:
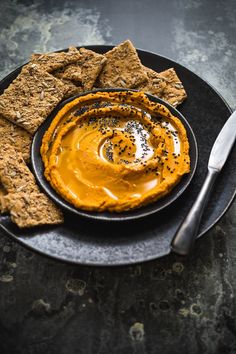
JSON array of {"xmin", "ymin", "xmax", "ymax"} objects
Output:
[
  {"xmin": 53, "ymin": 47, "xmax": 106, "ymax": 91},
  {"xmin": 0, "ymin": 65, "xmax": 69, "ymax": 134},
  {"xmin": 4, "ymin": 192, "xmax": 64, "ymax": 228},
  {"xmin": 0, "ymin": 144, "xmax": 39, "ymax": 194},
  {"xmin": 0, "ymin": 145, "xmax": 64, "ymax": 227},
  {"xmin": 138, "ymin": 66, "xmax": 167, "ymax": 97},
  {"xmin": 97, "ymin": 39, "xmax": 148, "ymax": 89},
  {"xmin": 56, "ymin": 64, "xmax": 82, "ymax": 83},
  {"xmin": 0, "ymin": 114, "xmax": 32, "ymax": 163},
  {"xmin": 30, "ymin": 47, "xmax": 82, "ymax": 73},
  {"xmin": 159, "ymin": 68, "xmax": 187, "ymax": 107}
]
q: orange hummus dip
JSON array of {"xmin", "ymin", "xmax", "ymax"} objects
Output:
[{"xmin": 40, "ymin": 91, "xmax": 190, "ymax": 212}]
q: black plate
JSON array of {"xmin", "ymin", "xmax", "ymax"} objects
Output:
[
  {"xmin": 0, "ymin": 45, "xmax": 235, "ymax": 266},
  {"xmin": 31, "ymin": 88, "xmax": 198, "ymax": 221}
]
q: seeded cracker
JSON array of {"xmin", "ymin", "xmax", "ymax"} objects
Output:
[
  {"xmin": 97, "ymin": 40, "xmax": 148, "ymax": 89},
  {"xmin": 0, "ymin": 144, "xmax": 63, "ymax": 227},
  {"xmin": 60, "ymin": 80, "xmax": 84, "ymax": 99},
  {"xmin": 0, "ymin": 144, "xmax": 39, "ymax": 194},
  {"xmin": 30, "ymin": 47, "xmax": 82, "ymax": 73},
  {"xmin": 55, "ymin": 62, "xmax": 82, "ymax": 82},
  {"xmin": 0, "ymin": 114, "xmax": 32, "ymax": 163},
  {"xmin": 159, "ymin": 68, "xmax": 187, "ymax": 107},
  {"xmin": 54, "ymin": 47, "xmax": 106, "ymax": 92},
  {"xmin": 52, "ymin": 74, "xmax": 84, "ymax": 98},
  {"xmin": 139, "ymin": 66, "xmax": 167, "ymax": 97},
  {"xmin": 0, "ymin": 64, "xmax": 69, "ymax": 134},
  {"xmin": 4, "ymin": 192, "xmax": 64, "ymax": 228}
]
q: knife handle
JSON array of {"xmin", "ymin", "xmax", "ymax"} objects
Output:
[{"xmin": 171, "ymin": 167, "xmax": 219, "ymax": 256}]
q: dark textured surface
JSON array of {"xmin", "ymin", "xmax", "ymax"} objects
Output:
[{"xmin": 0, "ymin": 0, "xmax": 236, "ymax": 352}]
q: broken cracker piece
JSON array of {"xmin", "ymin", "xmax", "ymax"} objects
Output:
[
  {"xmin": 4, "ymin": 192, "xmax": 64, "ymax": 228},
  {"xmin": 97, "ymin": 40, "xmax": 148, "ymax": 89},
  {"xmin": 159, "ymin": 68, "xmax": 187, "ymax": 107},
  {"xmin": 0, "ymin": 145, "xmax": 64, "ymax": 227},
  {"xmin": 30, "ymin": 47, "xmax": 82, "ymax": 73},
  {"xmin": 0, "ymin": 144, "xmax": 39, "ymax": 194},
  {"xmin": 139, "ymin": 66, "xmax": 167, "ymax": 97},
  {"xmin": 77, "ymin": 48, "xmax": 106, "ymax": 90},
  {"xmin": 53, "ymin": 47, "xmax": 106, "ymax": 93},
  {"xmin": 0, "ymin": 114, "xmax": 32, "ymax": 163},
  {"xmin": 0, "ymin": 65, "xmax": 69, "ymax": 134}
]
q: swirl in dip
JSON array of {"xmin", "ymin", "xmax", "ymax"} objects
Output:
[{"xmin": 41, "ymin": 91, "xmax": 190, "ymax": 212}]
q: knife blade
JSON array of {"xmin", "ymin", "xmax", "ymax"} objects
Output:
[
  {"xmin": 171, "ymin": 110, "xmax": 236, "ymax": 256},
  {"xmin": 208, "ymin": 110, "xmax": 236, "ymax": 171}
]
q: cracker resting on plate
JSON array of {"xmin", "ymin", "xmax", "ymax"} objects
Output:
[
  {"xmin": 53, "ymin": 47, "xmax": 107, "ymax": 94},
  {"xmin": 30, "ymin": 47, "xmax": 82, "ymax": 73},
  {"xmin": 0, "ymin": 64, "xmax": 69, "ymax": 134},
  {"xmin": 138, "ymin": 67, "xmax": 187, "ymax": 107},
  {"xmin": 0, "ymin": 114, "xmax": 32, "ymax": 163},
  {"xmin": 4, "ymin": 192, "xmax": 64, "ymax": 228},
  {"xmin": 159, "ymin": 68, "xmax": 187, "ymax": 107},
  {"xmin": 0, "ymin": 144, "xmax": 63, "ymax": 227},
  {"xmin": 139, "ymin": 66, "xmax": 167, "ymax": 97},
  {"xmin": 97, "ymin": 39, "xmax": 148, "ymax": 88}
]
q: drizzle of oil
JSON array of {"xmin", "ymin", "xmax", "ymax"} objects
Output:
[{"xmin": 161, "ymin": 120, "xmax": 181, "ymax": 155}]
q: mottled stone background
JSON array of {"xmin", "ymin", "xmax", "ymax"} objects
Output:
[{"xmin": 0, "ymin": 0, "xmax": 236, "ymax": 353}]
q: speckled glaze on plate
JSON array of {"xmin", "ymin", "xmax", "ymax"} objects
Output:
[
  {"xmin": 0, "ymin": 46, "xmax": 235, "ymax": 266},
  {"xmin": 31, "ymin": 88, "xmax": 198, "ymax": 221}
]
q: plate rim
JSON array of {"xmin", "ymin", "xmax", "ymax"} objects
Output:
[{"xmin": 0, "ymin": 45, "xmax": 235, "ymax": 266}]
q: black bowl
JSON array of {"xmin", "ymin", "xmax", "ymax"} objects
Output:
[{"xmin": 31, "ymin": 88, "xmax": 198, "ymax": 221}]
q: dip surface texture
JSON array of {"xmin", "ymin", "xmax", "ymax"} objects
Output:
[{"xmin": 41, "ymin": 91, "xmax": 190, "ymax": 212}]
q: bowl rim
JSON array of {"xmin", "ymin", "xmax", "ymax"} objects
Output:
[{"xmin": 31, "ymin": 88, "xmax": 198, "ymax": 222}]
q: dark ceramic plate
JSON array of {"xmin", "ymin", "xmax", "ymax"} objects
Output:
[
  {"xmin": 31, "ymin": 88, "xmax": 198, "ymax": 221},
  {"xmin": 0, "ymin": 45, "xmax": 235, "ymax": 266}
]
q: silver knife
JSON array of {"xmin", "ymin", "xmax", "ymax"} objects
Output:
[{"xmin": 171, "ymin": 110, "xmax": 236, "ymax": 255}]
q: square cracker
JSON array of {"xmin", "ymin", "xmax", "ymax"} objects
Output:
[
  {"xmin": 138, "ymin": 66, "xmax": 167, "ymax": 97},
  {"xmin": 4, "ymin": 192, "xmax": 64, "ymax": 228},
  {"xmin": 0, "ymin": 144, "xmax": 39, "ymax": 194},
  {"xmin": 0, "ymin": 114, "xmax": 32, "ymax": 163},
  {"xmin": 30, "ymin": 47, "xmax": 82, "ymax": 73},
  {"xmin": 54, "ymin": 47, "xmax": 106, "ymax": 92},
  {"xmin": 0, "ymin": 64, "xmax": 69, "ymax": 134},
  {"xmin": 159, "ymin": 68, "xmax": 187, "ymax": 107},
  {"xmin": 97, "ymin": 40, "xmax": 148, "ymax": 89}
]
